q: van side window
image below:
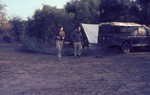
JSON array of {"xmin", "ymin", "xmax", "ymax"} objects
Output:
[
  {"xmin": 120, "ymin": 26, "xmax": 138, "ymax": 35},
  {"xmin": 99, "ymin": 25, "xmax": 112, "ymax": 34}
]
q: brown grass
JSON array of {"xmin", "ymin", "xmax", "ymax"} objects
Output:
[{"xmin": 0, "ymin": 44, "xmax": 150, "ymax": 95}]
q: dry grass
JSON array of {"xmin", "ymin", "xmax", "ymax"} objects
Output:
[{"xmin": 0, "ymin": 44, "xmax": 150, "ymax": 95}]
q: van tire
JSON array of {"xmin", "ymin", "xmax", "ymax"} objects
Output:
[{"xmin": 121, "ymin": 42, "xmax": 130, "ymax": 54}]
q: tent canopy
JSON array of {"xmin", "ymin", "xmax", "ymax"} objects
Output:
[{"xmin": 81, "ymin": 23, "xmax": 99, "ymax": 44}]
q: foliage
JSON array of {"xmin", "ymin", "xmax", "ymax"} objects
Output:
[
  {"xmin": 0, "ymin": 3, "xmax": 8, "ymax": 32},
  {"xmin": 98, "ymin": 0, "xmax": 140, "ymax": 23},
  {"xmin": 22, "ymin": 36, "xmax": 43, "ymax": 53},
  {"xmin": 0, "ymin": 2, "xmax": 12, "ymax": 42},
  {"xmin": 22, "ymin": 35, "xmax": 56, "ymax": 54},
  {"xmin": 65, "ymin": 0, "xmax": 100, "ymax": 24},
  {"xmin": 27, "ymin": 5, "xmax": 74, "ymax": 43},
  {"xmin": 0, "ymin": 3, "xmax": 6, "ymax": 28},
  {"xmin": 2, "ymin": 0, "xmax": 150, "ymax": 52},
  {"xmin": 9, "ymin": 16, "xmax": 26, "ymax": 42},
  {"xmin": 136, "ymin": 0, "xmax": 150, "ymax": 25}
]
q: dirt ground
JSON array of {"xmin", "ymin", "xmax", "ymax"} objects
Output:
[{"xmin": 0, "ymin": 44, "xmax": 150, "ymax": 95}]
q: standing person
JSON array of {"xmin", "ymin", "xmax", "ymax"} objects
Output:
[
  {"xmin": 55, "ymin": 26, "xmax": 65, "ymax": 60},
  {"xmin": 71, "ymin": 25, "xmax": 83, "ymax": 57}
]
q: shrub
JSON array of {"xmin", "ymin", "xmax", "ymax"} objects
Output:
[
  {"xmin": 21, "ymin": 36, "xmax": 55, "ymax": 54},
  {"xmin": 2, "ymin": 36, "xmax": 13, "ymax": 43}
]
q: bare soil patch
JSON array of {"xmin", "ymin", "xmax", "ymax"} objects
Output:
[{"xmin": 0, "ymin": 44, "xmax": 150, "ymax": 95}]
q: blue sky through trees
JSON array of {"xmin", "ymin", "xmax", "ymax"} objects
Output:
[{"xmin": 1, "ymin": 0, "xmax": 70, "ymax": 20}]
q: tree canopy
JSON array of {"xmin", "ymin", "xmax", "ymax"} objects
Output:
[
  {"xmin": 98, "ymin": 0, "xmax": 139, "ymax": 22},
  {"xmin": 137, "ymin": 0, "xmax": 150, "ymax": 25},
  {"xmin": 1, "ymin": 0, "xmax": 150, "ymax": 45},
  {"xmin": 24, "ymin": 0, "xmax": 150, "ymax": 46},
  {"xmin": 0, "ymin": 2, "xmax": 11, "ymax": 35},
  {"xmin": 27, "ymin": 5, "xmax": 74, "ymax": 43},
  {"xmin": 65, "ymin": 0, "xmax": 101, "ymax": 24}
]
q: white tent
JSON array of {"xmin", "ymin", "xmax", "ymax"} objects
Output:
[{"xmin": 81, "ymin": 23, "xmax": 99, "ymax": 44}]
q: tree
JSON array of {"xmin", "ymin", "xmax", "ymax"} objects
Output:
[
  {"xmin": 10, "ymin": 16, "xmax": 26, "ymax": 42},
  {"xmin": 65, "ymin": 0, "xmax": 101, "ymax": 24},
  {"xmin": 0, "ymin": 2, "xmax": 7, "ymax": 32},
  {"xmin": 0, "ymin": 2, "xmax": 12, "ymax": 42},
  {"xmin": 98, "ymin": 0, "xmax": 139, "ymax": 23},
  {"xmin": 136, "ymin": 0, "xmax": 150, "ymax": 25},
  {"xmin": 27, "ymin": 5, "xmax": 74, "ymax": 43}
]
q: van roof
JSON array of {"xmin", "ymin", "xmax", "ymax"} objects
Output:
[{"xmin": 99, "ymin": 22, "xmax": 142, "ymax": 27}]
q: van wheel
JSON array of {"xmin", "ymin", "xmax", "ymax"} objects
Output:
[{"xmin": 121, "ymin": 42, "xmax": 130, "ymax": 54}]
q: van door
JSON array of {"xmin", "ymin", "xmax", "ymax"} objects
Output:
[
  {"xmin": 121, "ymin": 27, "xmax": 139, "ymax": 47},
  {"xmin": 137, "ymin": 27, "xmax": 148, "ymax": 46},
  {"xmin": 130, "ymin": 27, "xmax": 139, "ymax": 46},
  {"xmin": 146, "ymin": 28, "xmax": 150, "ymax": 46},
  {"xmin": 98, "ymin": 25, "xmax": 113, "ymax": 48}
]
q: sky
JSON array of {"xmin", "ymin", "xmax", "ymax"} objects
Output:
[{"xmin": 1, "ymin": 0, "xmax": 70, "ymax": 20}]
